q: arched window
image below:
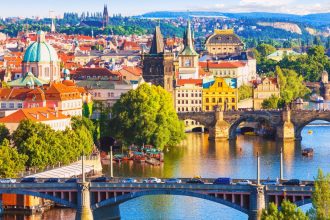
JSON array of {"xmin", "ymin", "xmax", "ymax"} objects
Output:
[{"xmin": 206, "ymin": 98, "xmax": 209, "ymax": 103}]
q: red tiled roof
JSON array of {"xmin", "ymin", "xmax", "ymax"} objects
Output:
[
  {"xmin": 199, "ymin": 61, "xmax": 246, "ymax": 69},
  {"xmin": 0, "ymin": 107, "xmax": 69, "ymax": 123},
  {"xmin": 176, "ymin": 79, "xmax": 203, "ymax": 86}
]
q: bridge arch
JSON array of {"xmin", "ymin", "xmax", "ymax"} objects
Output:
[
  {"xmin": 0, "ymin": 189, "xmax": 77, "ymax": 209},
  {"xmin": 295, "ymin": 118, "xmax": 330, "ymax": 140},
  {"xmin": 229, "ymin": 115, "xmax": 273, "ymax": 139},
  {"xmin": 91, "ymin": 189, "xmax": 249, "ymax": 215}
]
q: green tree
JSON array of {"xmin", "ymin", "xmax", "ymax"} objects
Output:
[
  {"xmin": 0, "ymin": 123, "xmax": 10, "ymax": 144},
  {"xmin": 0, "ymin": 139, "xmax": 27, "ymax": 178},
  {"xmin": 82, "ymin": 102, "xmax": 93, "ymax": 118},
  {"xmin": 308, "ymin": 169, "xmax": 330, "ymax": 219},
  {"xmin": 110, "ymin": 84, "xmax": 185, "ymax": 150},
  {"xmin": 261, "ymin": 200, "xmax": 308, "ymax": 220},
  {"xmin": 238, "ymin": 84, "xmax": 253, "ymax": 101},
  {"xmin": 262, "ymin": 95, "xmax": 280, "ymax": 109},
  {"xmin": 276, "ymin": 66, "xmax": 310, "ymax": 104},
  {"xmin": 256, "ymin": 43, "xmax": 277, "ymax": 58}
]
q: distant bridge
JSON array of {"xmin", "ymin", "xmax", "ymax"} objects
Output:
[
  {"xmin": 0, "ymin": 178, "xmax": 313, "ymax": 220},
  {"xmin": 177, "ymin": 109, "xmax": 330, "ymax": 140}
]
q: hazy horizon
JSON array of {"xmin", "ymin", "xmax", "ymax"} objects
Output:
[{"xmin": 0, "ymin": 0, "xmax": 329, "ymax": 18}]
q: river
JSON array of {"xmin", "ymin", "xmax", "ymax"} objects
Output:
[{"xmin": 3, "ymin": 124, "xmax": 330, "ymax": 220}]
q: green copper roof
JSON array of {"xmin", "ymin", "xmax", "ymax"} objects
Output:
[
  {"xmin": 8, "ymin": 72, "xmax": 48, "ymax": 87},
  {"xmin": 23, "ymin": 31, "xmax": 58, "ymax": 63},
  {"xmin": 181, "ymin": 20, "xmax": 198, "ymax": 56}
]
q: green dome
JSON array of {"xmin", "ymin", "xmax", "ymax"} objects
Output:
[{"xmin": 23, "ymin": 31, "xmax": 58, "ymax": 63}]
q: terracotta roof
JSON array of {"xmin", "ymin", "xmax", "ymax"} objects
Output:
[
  {"xmin": 199, "ymin": 61, "xmax": 246, "ymax": 69},
  {"xmin": 120, "ymin": 66, "xmax": 142, "ymax": 76},
  {"xmin": 0, "ymin": 107, "xmax": 69, "ymax": 123},
  {"xmin": 45, "ymin": 83, "xmax": 81, "ymax": 101},
  {"xmin": 176, "ymin": 79, "xmax": 203, "ymax": 86}
]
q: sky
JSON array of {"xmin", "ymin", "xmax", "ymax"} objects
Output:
[{"xmin": 0, "ymin": 0, "xmax": 330, "ymax": 18}]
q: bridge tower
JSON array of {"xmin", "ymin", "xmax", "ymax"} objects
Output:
[
  {"xmin": 208, "ymin": 107, "xmax": 230, "ymax": 140},
  {"xmin": 276, "ymin": 109, "xmax": 295, "ymax": 140},
  {"xmin": 249, "ymin": 185, "xmax": 266, "ymax": 220}
]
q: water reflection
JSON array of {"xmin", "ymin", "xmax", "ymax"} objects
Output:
[{"xmin": 4, "ymin": 124, "xmax": 330, "ymax": 220}]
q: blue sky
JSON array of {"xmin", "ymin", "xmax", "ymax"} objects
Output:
[{"xmin": 1, "ymin": 0, "xmax": 330, "ymax": 18}]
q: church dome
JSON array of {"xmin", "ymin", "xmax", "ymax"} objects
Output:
[{"xmin": 23, "ymin": 31, "xmax": 58, "ymax": 63}]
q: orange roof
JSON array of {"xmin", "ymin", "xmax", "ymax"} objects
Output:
[
  {"xmin": 45, "ymin": 83, "xmax": 81, "ymax": 101},
  {"xmin": 199, "ymin": 61, "xmax": 246, "ymax": 69},
  {"xmin": 121, "ymin": 66, "xmax": 142, "ymax": 76},
  {"xmin": 0, "ymin": 107, "xmax": 69, "ymax": 123},
  {"xmin": 176, "ymin": 79, "xmax": 203, "ymax": 86}
]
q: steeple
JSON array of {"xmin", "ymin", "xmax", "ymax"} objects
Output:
[
  {"xmin": 149, "ymin": 26, "xmax": 164, "ymax": 54},
  {"xmin": 103, "ymin": 4, "xmax": 109, "ymax": 28},
  {"xmin": 51, "ymin": 18, "xmax": 56, "ymax": 33},
  {"xmin": 181, "ymin": 20, "xmax": 198, "ymax": 56}
]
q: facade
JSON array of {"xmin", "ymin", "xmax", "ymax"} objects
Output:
[
  {"xmin": 0, "ymin": 107, "xmax": 71, "ymax": 132},
  {"xmin": 205, "ymin": 29, "xmax": 244, "ymax": 55},
  {"xmin": 199, "ymin": 61, "xmax": 252, "ymax": 87},
  {"xmin": 45, "ymin": 83, "xmax": 83, "ymax": 117},
  {"xmin": 202, "ymin": 78, "xmax": 238, "ymax": 111},
  {"xmin": 253, "ymin": 77, "xmax": 280, "ymax": 110},
  {"xmin": 175, "ymin": 79, "xmax": 203, "ymax": 113},
  {"xmin": 142, "ymin": 26, "xmax": 175, "ymax": 93},
  {"xmin": 22, "ymin": 31, "xmax": 61, "ymax": 82},
  {"xmin": 178, "ymin": 21, "xmax": 199, "ymax": 79}
]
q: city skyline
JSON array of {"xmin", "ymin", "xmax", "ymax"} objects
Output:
[{"xmin": 0, "ymin": 0, "xmax": 329, "ymax": 18}]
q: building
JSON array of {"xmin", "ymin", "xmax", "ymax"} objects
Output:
[
  {"xmin": 44, "ymin": 82, "xmax": 83, "ymax": 116},
  {"xmin": 199, "ymin": 61, "xmax": 252, "ymax": 87},
  {"xmin": 267, "ymin": 49, "xmax": 301, "ymax": 62},
  {"xmin": 102, "ymin": 5, "xmax": 109, "ymax": 28},
  {"xmin": 142, "ymin": 26, "xmax": 175, "ymax": 93},
  {"xmin": 202, "ymin": 78, "xmax": 238, "ymax": 111},
  {"xmin": 205, "ymin": 29, "xmax": 244, "ymax": 55},
  {"xmin": 0, "ymin": 107, "xmax": 71, "ymax": 132},
  {"xmin": 22, "ymin": 31, "xmax": 61, "ymax": 82},
  {"xmin": 175, "ymin": 79, "xmax": 203, "ymax": 113},
  {"xmin": 253, "ymin": 77, "xmax": 280, "ymax": 110},
  {"xmin": 177, "ymin": 21, "xmax": 199, "ymax": 79}
]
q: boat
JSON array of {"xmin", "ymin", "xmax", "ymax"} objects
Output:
[
  {"xmin": 308, "ymin": 130, "xmax": 313, "ymax": 134},
  {"xmin": 302, "ymin": 148, "xmax": 314, "ymax": 157},
  {"xmin": 310, "ymin": 94, "xmax": 324, "ymax": 103},
  {"xmin": 244, "ymin": 131, "xmax": 257, "ymax": 136}
]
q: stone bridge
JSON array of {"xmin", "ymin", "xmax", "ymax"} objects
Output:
[
  {"xmin": 0, "ymin": 179, "xmax": 313, "ymax": 220},
  {"xmin": 178, "ymin": 109, "xmax": 330, "ymax": 140}
]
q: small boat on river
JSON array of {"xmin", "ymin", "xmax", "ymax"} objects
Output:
[{"xmin": 302, "ymin": 148, "xmax": 314, "ymax": 157}]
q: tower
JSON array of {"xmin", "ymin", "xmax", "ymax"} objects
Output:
[
  {"xmin": 178, "ymin": 20, "xmax": 199, "ymax": 79},
  {"xmin": 51, "ymin": 18, "xmax": 56, "ymax": 33},
  {"xmin": 103, "ymin": 5, "xmax": 109, "ymax": 28},
  {"xmin": 142, "ymin": 26, "xmax": 175, "ymax": 93}
]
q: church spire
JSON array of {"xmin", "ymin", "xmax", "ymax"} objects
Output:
[
  {"xmin": 149, "ymin": 26, "xmax": 164, "ymax": 54},
  {"xmin": 51, "ymin": 18, "xmax": 56, "ymax": 33},
  {"xmin": 180, "ymin": 20, "xmax": 198, "ymax": 56},
  {"xmin": 103, "ymin": 4, "xmax": 109, "ymax": 28}
]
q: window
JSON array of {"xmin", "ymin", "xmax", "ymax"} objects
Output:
[
  {"xmin": 219, "ymin": 98, "xmax": 222, "ymax": 103},
  {"xmin": 1, "ymin": 103, "xmax": 6, "ymax": 109},
  {"xmin": 178, "ymin": 100, "xmax": 180, "ymax": 104},
  {"xmin": 206, "ymin": 98, "xmax": 209, "ymax": 103},
  {"xmin": 206, "ymin": 106, "xmax": 209, "ymax": 111},
  {"xmin": 212, "ymin": 98, "xmax": 216, "ymax": 103},
  {"xmin": 18, "ymin": 103, "xmax": 23, "ymax": 108},
  {"xmin": 232, "ymin": 98, "xmax": 235, "ymax": 103},
  {"xmin": 178, "ymin": 93, "xmax": 180, "ymax": 97},
  {"xmin": 9, "ymin": 103, "xmax": 14, "ymax": 109}
]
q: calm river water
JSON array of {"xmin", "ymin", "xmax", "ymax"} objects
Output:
[{"xmin": 4, "ymin": 124, "xmax": 330, "ymax": 220}]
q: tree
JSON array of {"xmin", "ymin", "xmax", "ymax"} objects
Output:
[
  {"xmin": 256, "ymin": 43, "xmax": 277, "ymax": 58},
  {"xmin": 276, "ymin": 66, "xmax": 310, "ymax": 104},
  {"xmin": 110, "ymin": 84, "xmax": 185, "ymax": 150},
  {"xmin": 0, "ymin": 139, "xmax": 27, "ymax": 178},
  {"xmin": 261, "ymin": 200, "xmax": 308, "ymax": 220},
  {"xmin": 82, "ymin": 102, "xmax": 93, "ymax": 118},
  {"xmin": 238, "ymin": 84, "xmax": 253, "ymax": 101},
  {"xmin": 262, "ymin": 95, "xmax": 280, "ymax": 109},
  {"xmin": 0, "ymin": 123, "xmax": 10, "ymax": 144},
  {"xmin": 308, "ymin": 169, "xmax": 330, "ymax": 219}
]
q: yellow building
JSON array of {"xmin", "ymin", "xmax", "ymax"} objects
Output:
[{"xmin": 202, "ymin": 78, "xmax": 238, "ymax": 111}]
